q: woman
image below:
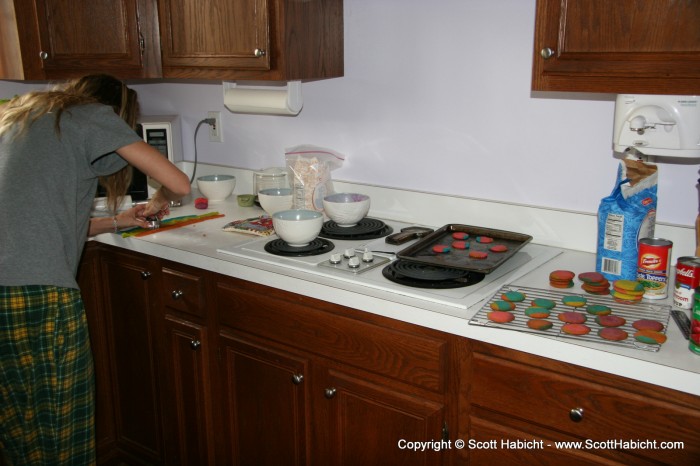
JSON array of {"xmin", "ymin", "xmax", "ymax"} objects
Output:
[{"xmin": 0, "ymin": 75, "xmax": 190, "ymax": 465}]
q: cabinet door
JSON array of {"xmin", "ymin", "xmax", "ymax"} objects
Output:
[
  {"xmin": 219, "ymin": 333, "xmax": 308, "ymax": 466},
  {"xmin": 316, "ymin": 368, "xmax": 446, "ymax": 466},
  {"xmin": 100, "ymin": 250, "xmax": 164, "ymax": 463},
  {"xmin": 158, "ymin": 0, "xmax": 270, "ymax": 74},
  {"xmin": 532, "ymin": 0, "xmax": 700, "ymax": 94},
  {"xmin": 76, "ymin": 245, "xmax": 117, "ymax": 458},
  {"xmin": 6, "ymin": 0, "xmax": 160, "ymax": 79},
  {"xmin": 161, "ymin": 316, "xmax": 215, "ymax": 465}
]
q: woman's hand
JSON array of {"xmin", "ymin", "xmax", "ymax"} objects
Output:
[{"xmin": 88, "ymin": 204, "xmax": 165, "ymax": 236}]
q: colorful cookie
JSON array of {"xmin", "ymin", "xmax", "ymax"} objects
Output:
[
  {"xmin": 469, "ymin": 250, "xmax": 488, "ymax": 259},
  {"xmin": 632, "ymin": 319, "xmax": 665, "ymax": 332},
  {"xmin": 452, "ymin": 232, "xmax": 469, "ymax": 240},
  {"xmin": 489, "ymin": 244, "xmax": 508, "ymax": 253},
  {"xmin": 452, "ymin": 240, "xmax": 469, "ymax": 250},
  {"xmin": 490, "ymin": 300, "xmax": 516, "ymax": 311},
  {"xmin": 524, "ymin": 306, "xmax": 551, "ymax": 318},
  {"xmin": 531, "ymin": 298, "xmax": 556, "ymax": 310},
  {"xmin": 634, "ymin": 329, "xmax": 667, "ymax": 345},
  {"xmin": 527, "ymin": 319, "xmax": 553, "ymax": 331},
  {"xmin": 595, "ymin": 315, "xmax": 626, "ymax": 327},
  {"xmin": 476, "ymin": 236, "xmax": 493, "ymax": 243},
  {"xmin": 598, "ymin": 327, "xmax": 629, "ymax": 341},
  {"xmin": 558, "ymin": 311, "xmax": 587, "ymax": 324},
  {"xmin": 432, "ymin": 244, "xmax": 451, "ymax": 254},
  {"xmin": 561, "ymin": 323, "xmax": 591, "ymax": 335},
  {"xmin": 550, "ymin": 269, "xmax": 575, "ymax": 288},
  {"xmin": 501, "ymin": 291, "xmax": 526, "ymax": 302},
  {"xmin": 487, "ymin": 310, "xmax": 515, "ymax": 324},
  {"xmin": 613, "ymin": 280, "xmax": 645, "ymax": 294},
  {"xmin": 586, "ymin": 304, "xmax": 612, "ymax": 316},
  {"xmin": 562, "ymin": 295, "xmax": 587, "ymax": 307},
  {"xmin": 578, "ymin": 271, "xmax": 606, "ymax": 284}
]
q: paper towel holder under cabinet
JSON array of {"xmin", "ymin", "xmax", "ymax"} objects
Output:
[{"xmin": 223, "ymin": 81, "xmax": 303, "ymax": 116}]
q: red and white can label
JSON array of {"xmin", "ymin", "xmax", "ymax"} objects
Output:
[
  {"xmin": 674, "ymin": 257, "xmax": 700, "ymax": 309},
  {"xmin": 637, "ymin": 238, "xmax": 673, "ymax": 300}
]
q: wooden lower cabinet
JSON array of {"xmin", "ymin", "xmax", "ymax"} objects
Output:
[
  {"xmin": 80, "ymin": 244, "xmax": 700, "ymax": 465},
  {"xmin": 469, "ymin": 341, "xmax": 700, "ymax": 465},
  {"xmin": 215, "ymin": 276, "xmax": 456, "ymax": 466}
]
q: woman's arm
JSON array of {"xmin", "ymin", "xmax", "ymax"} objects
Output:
[
  {"xmin": 116, "ymin": 140, "xmax": 192, "ymax": 216},
  {"xmin": 88, "ymin": 204, "xmax": 154, "ymax": 236}
]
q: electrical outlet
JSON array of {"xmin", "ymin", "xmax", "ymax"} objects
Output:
[{"xmin": 208, "ymin": 111, "xmax": 223, "ymax": 142}]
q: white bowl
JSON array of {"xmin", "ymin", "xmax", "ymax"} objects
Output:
[
  {"xmin": 258, "ymin": 188, "xmax": 293, "ymax": 215},
  {"xmin": 196, "ymin": 175, "xmax": 236, "ymax": 202},
  {"xmin": 272, "ymin": 209, "xmax": 324, "ymax": 247},
  {"xmin": 322, "ymin": 192, "xmax": 370, "ymax": 227}
]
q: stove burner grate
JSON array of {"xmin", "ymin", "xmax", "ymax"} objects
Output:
[
  {"xmin": 382, "ymin": 260, "xmax": 485, "ymax": 289},
  {"xmin": 264, "ymin": 238, "xmax": 335, "ymax": 257},
  {"xmin": 320, "ymin": 218, "xmax": 393, "ymax": 241}
]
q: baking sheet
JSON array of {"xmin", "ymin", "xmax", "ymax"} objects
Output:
[
  {"xmin": 396, "ymin": 224, "xmax": 532, "ymax": 274},
  {"xmin": 469, "ymin": 285, "xmax": 672, "ymax": 352}
]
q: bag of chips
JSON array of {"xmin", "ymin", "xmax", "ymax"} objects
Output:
[{"xmin": 596, "ymin": 157, "xmax": 658, "ymax": 281}]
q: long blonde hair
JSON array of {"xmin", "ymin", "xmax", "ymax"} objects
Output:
[{"xmin": 0, "ymin": 74, "xmax": 140, "ymax": 213}]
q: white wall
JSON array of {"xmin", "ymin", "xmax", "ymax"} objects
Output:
[{"xmin": 2, "ymin": 0, "xmax": 698, "ymax": 226}]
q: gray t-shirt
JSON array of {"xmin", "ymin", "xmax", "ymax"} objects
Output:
[{"xmin": 0, "ymin": 103, "xmax": 142, "ymax": 289}]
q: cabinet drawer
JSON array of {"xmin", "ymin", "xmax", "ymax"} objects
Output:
[
  {"xmin": 216, "ymin": 280, "xmax": 448, "ymax": 393},
  {"xmin": 162, "ymin": 266, "xmax": 206, "ymax": 318},
  {"xmin": 471, "ymin": 351, "xmax": 700, "ymax": 463}
]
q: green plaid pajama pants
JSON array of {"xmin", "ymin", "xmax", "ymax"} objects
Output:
[{"xmin": 0, "ymin": 285, "xmax": 96, "ymax": 465}]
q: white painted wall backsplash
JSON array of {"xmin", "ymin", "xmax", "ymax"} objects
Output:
[{"xmin": 2, "ymin": 0, "xmax": 698, "ymax": 227}]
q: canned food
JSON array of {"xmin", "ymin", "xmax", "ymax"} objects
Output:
[
  {"xmin": 690, "ymin": 289, "xmax": 700, "ymax": 355},
  {"xmin": 674, "ymin": 257, "xmax": 700, "ymax": 309},
  {"xmin": 636, "ymin": 238, "xmax": 673, "ymax": 299}
]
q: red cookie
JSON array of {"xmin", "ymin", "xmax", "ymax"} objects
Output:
[
  {"xmin": 595, "ymin": 315, "xmax": 626, "ymax": 327},
  {"xmin": 487, "ymin": 311, "xmax": 515, "ymax": 324},
  {"xmin": 527, "ymin": 319, "xmax": 553, "ymax": 331},
  {"xmin": 558, "ymin": 311, "xmax": 587, "ymax": 324},
  {"xmin": 452, "ymin": 240, "xmax": 469, "ymax": 250},
  {"xmin": 432, "ymin": 244, "xmax": 451, "ymax": 254},
  {"xmin": 476, "ymin": 236, "xmax": 493, "ymax": 244},
  {"xmin": 632, "ymin": 319, "xmax": 664, "ymax": 332},
  {"xmin": 469, "ymin": 250, "xmax": 488, "ymax": 259},
  {"xmin": 578, "ymin": 271, "xmax": 606, "ymax": 284},
  {"xmin": 452, "ymin": 232, "xmax": 469, "ymax": 240},
  {"xmin": 561, "ymin": 323, "xmax": 591, "ymax": 335},
  {"xmin": 598, "ymin": 327, "xmax": 629, "ymax": 341},
  {"xmin": 489, "ymin": 244, "xmax": 508, "ymax": 253}
]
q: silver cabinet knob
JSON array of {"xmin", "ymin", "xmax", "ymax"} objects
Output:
[
  {"xmin": 292, "ymin": 374, "xmax": 304, "ymax": 385},
  {"xmin": 190, "ymin": 340, "xmax": 201, "ymax": 350},
  {"xmin": 540, "ymin": 47, "xmax": 556, "ymax": 59},
  {"xmin": 324, "ymin": 388, "xmax": 337, "ymax": 399},
  {"xmin": 569, "ymin": 407, "xmax": 584, "ymax": 422},
  {"xmin": 140, "ymin": 271, "xmax": 151, "ymax": 280},
  {"xmin": 171, "ymin": 290, "xmax": 184, "ymax": 300},
  {"xmin": 254, "ymin": 48, "xmax": 266, "ymax": 57},
  {"xmin": 39, "ymin": 51, "xmax": 48, "ymax": 60}
]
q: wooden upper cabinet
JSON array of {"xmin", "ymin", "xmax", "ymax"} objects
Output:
[
  {"xmin": 532, "ymin": 0, "xmax": 700, "ymax": 94},
  {"xmin": 157, "ymin": 0, "xmax": 344, "ymax": 80},
  {"xmin": 158, "ymin": 0, "xmax": 271, "ymax": 73},
  {"xmin": 0, "ymin": 0, "xmax": 161, "ymax": 80}
]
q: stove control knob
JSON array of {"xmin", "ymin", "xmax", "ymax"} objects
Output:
[
  {"xmin": 348, "ymin": 256, "xmax": 361, "ymax": 268},
  {"xmin": 344, "ymin": 248, "xmax": 356, "ymax": 259},
  {"xmin": 329, "ymin": 253, "xmax": 343, "ymax": 264},
  {"xmin": 362, "ymin": 250, "xmax": 374, "ymax": 262}
]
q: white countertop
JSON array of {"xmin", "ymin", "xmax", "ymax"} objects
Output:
[{"xmin": 91, "ymin": 189, "xmax": 700, "ymax": 397}]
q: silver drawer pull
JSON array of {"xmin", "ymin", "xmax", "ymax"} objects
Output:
[
  {"xmin": 171, "ymin": 290, "xmax": 184, "ymax": 300},
  {"xmin": 569, "ymin": 407, "xmax": 584, "ymax": 422},
  {"xmin": 190, "ymin": 340, "xmax": 201, "ymax": 350},
  {"xmin": 292, "ymin": 374, "xmax": 304, "ymax": 385},
  {"xmin": 324, "ymin": 388, "xmax": 337, "ymax": 399}
]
